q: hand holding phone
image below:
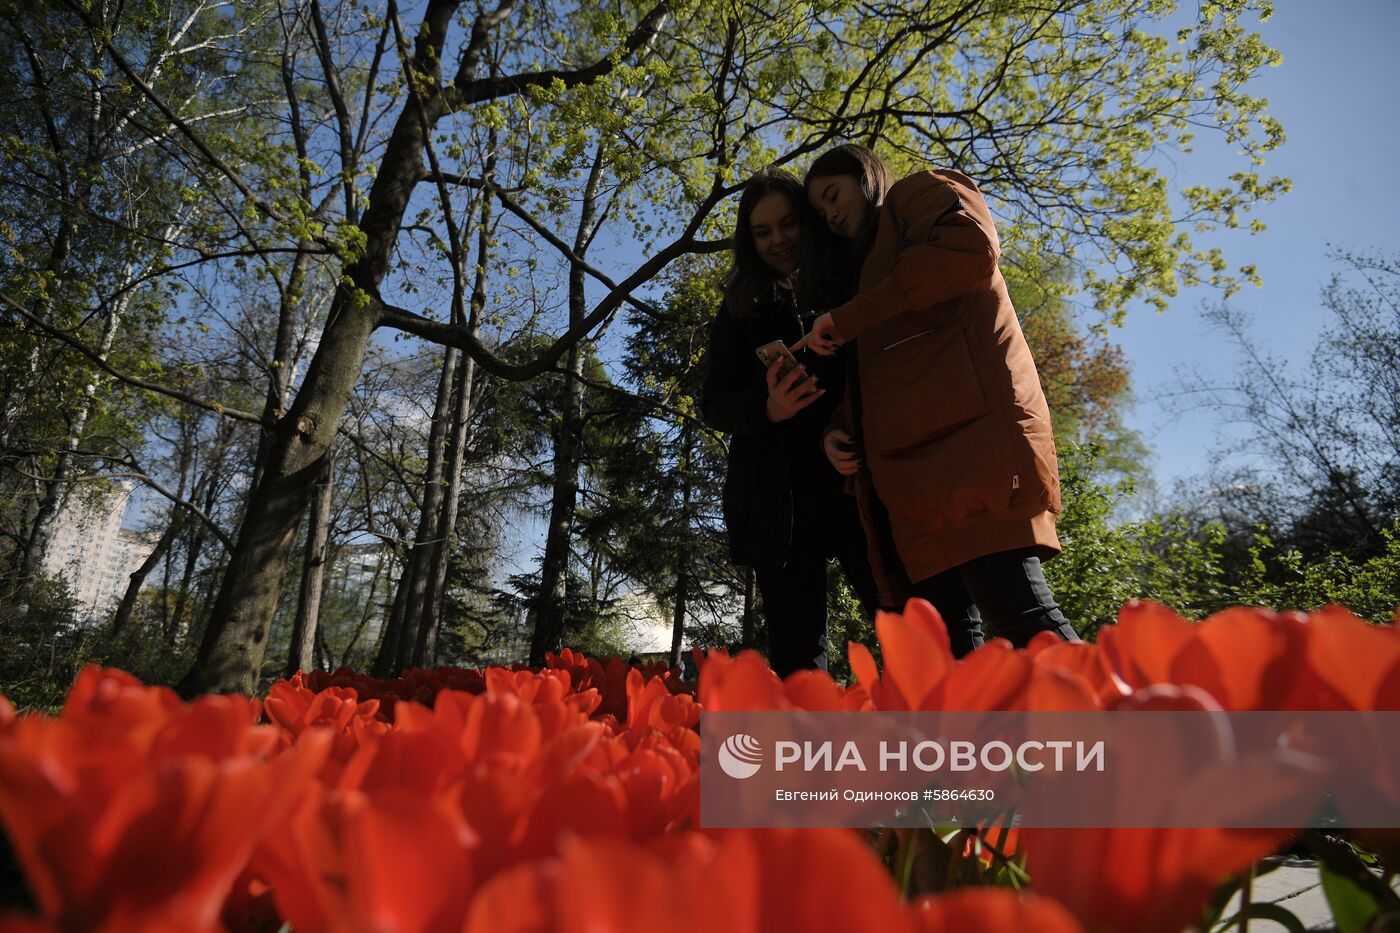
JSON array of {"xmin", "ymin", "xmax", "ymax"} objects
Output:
[
  {"xmin": 755, "ymin": 339, "xmax": 799, "ymax": 380},
  {"xmin": 759, "ymin": 340, "xmax": 823, "ymax": 422}
]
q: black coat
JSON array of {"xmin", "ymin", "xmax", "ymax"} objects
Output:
[{"xmin": 700, "ymin": 291, "xmax": 851, "ymax": 568}]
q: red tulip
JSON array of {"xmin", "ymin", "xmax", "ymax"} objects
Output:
[
  {"xmin": 1296, "ymin": 605, "xmax": 1400, "ymax": 711},
  {"xmin": 262, "ymin": 681, "xmax": 388, "ymax": 786},
  {"xmin": 872, "ymin": 601, "xmax": 956, "ymax": 710},
  {"xmin": 257, "ymin": 785, "xmax": 475, "ymax": 933},
  {"xmin": 0, "ymin": 680, "xmax": 329, "ymax": 933},
  {"xmin": 1028, "ymin": 635, "xmax": 1129, "ymax": 707},
  {"xmin": 1097, "ymin": 601, "xmax": 1196, "ymax": 693},
  {"xmin": 697, "ymin": 650, "xmax": 788, "ymax": 710},
  {"xmin": 1020, "ymin": 687, "xmax": 1299, "ymax": 933},
  {"xmin": 463, "ymin": 828, "xmax": 915, "ymax": 933},
  {"xmin": 625, "ymin": 668, "xmax": 702, "ymax": 734},
  {"xmin": 462, "ymin": 833, "xmax": 744, "ymax": 933}
]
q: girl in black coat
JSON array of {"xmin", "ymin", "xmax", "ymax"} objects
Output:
[{"xmin": 700, "ymin": 167, "xmax": 879, "ymax": 678}]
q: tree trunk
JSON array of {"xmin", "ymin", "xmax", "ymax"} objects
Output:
[
  {"xmin": 0, "ymin": 177, "xmax": 79, "ymax": 458},
  {"xmin": 315, "ymin": 622, "xmax": 333, "ymax": 673},
  {"xmin": 368, "ymin": 341, "xmax": 456, "ymax": 678},
  {"xmin": 157, "ymin": 424, "xmax": 195, "ymax": 639},
  {"xmin": 170, "ymin": 419, "xmax": 233, "ymax": 645},
  {"xmin": 669, "ymin": 428, "xmax": 694, "ymax": 670},
  {"xmin": 371, "ymin": 586, "xmax": 406, "ymax": 676},
  {"xmin": 526, "ymin": 360, "xmax": 587, "ymax": 664},
  {"xmin": 111, "ymin": 511, "xmax": 181, "ymax": 637},
  {"xmin": 176, "ymin": 282, "xmax": 381, "ymax": 695},
  {"xmin": 170, "ymin": 529, "xmax": 206, "ymax": 642},
  {"xmin": 339, "ymin": 551, "xmax": 384, "ymax": 668},
  {"xmin": 415, "ymin": 352, "xmax": 477, "ymax": 667},
  {"xmin": 741, "ymin": 566, "xmax": 756, "ymax": 648},
  {"xmin": 414, "ymin": 180, "xmax": 493, "ymax": 668},
  {"xmin": 285, "ymin": 446, "xmax": 335, "ymax": 677},
  {"xmin": 371, "ymin": 545, "xmax": 412, "ymax": 678},
  {"xmin": 252, "ymin": 242, "xmax": 317, "ymax": 493},
  {"xmin": 16, "ymin": 281, "xmax": 130, "ymax": 610},
  {"xmin": 159, "ymin": 519, "xmax": 176, "ymax": 637},
  {"xmin": 177, "ymin": 72, "xmax": 447, "ymax": 695},
  {"xmin": 171, "ymin": 0, "xmax": 669, "ymax": 692},
  {"xmin": 670, "ymin": 569, "xmax": 689, "ymax": 671},
  {"xmin": 391, "ymin": 344, "xmax": 459, "ymax": 672},
  {"xmin": 527, "ymin": 148, "xmax": 606, "ymax": 666}
]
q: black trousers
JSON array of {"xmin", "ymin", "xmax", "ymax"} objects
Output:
[
  {"xmin": 910, "ymin": 547, "xmax": 1079, "ymax": 658},
  {"xmin": 754, "ymin": 502, "xmax": 879, "ymax": 679}
]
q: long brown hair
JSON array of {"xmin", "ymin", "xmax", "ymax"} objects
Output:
[
  {"xmin": 798, "ymin": 143, "xmax": 892, "ymax": 311},
  {"xmin": 723, "ymin": 167, "xmax": 806, "ymax": 318}
]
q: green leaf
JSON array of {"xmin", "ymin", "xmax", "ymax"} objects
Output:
[{"xmin": 1320, "ymin": 860, "xmax": 1381, "ymax": 933}]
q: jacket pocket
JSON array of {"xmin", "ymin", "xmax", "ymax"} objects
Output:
[
  {"xmin": 862, "ymin": 325, "xmax": 987, "ymax": 454},
  {"xmin": 870, "ymin": 416, "xmax": 1016, "ymax": 537}
]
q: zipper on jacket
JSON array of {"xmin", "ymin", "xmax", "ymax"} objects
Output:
[
  {"xmin": 793, "ymin": 308, "xmax": 810, "ymax": 346},
  {"xmin": 880, "ymin": 327, "xmax": 936, "ymax": 353}
]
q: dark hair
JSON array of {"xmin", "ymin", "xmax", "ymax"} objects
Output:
[
  {"xmin": 723, "ymin": 166, "xmax": 806, "ymax": 318},
  {"xmin": 798, "ymin": 143, "xmax": 892, "ymax": 311}
]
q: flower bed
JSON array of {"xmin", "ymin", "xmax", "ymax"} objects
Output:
[{"xmin": 1, "ymin": 601, "xmax": 1398, "ymax": 932}]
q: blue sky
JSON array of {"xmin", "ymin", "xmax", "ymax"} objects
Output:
[{"xmin": 1112, "ymin": 0, "xmax": 1400, "ymax": 501}]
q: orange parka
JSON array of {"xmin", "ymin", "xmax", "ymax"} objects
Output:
[{"xmin": 825, "ymin": 168, "xmax": 1061, "ymax": 601}]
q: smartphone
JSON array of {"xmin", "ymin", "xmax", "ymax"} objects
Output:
[{"xmin": 755, "ymin": 339, "xmax": 800, "ymax": 380}]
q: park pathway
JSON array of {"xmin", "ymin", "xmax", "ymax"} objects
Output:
[{"xmin": 1219, "ymin": 859, "xmax": 1400, "ymax": 931}]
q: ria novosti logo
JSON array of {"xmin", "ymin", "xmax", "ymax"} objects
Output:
[{"xmin": 717, "ymin": 733, "xmax": 764, "ymax": 779}]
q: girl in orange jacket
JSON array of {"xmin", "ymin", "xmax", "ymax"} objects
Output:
[{"xmin": 794, "ymin": 144, "xmax": 1079, "ymax": 657}]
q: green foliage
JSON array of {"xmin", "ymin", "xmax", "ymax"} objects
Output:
[
  {"xmin": 0, "ymin": 576, "xmax": 87, "ymax": 712},
  {"xmin": 594, "ymin": 254, "xmax": 743, "ymax": 656},
  {"xmin": 1231, "ymin": 527, "xmax": 1400, "ymax": 625},
  {"xmin": 564, "ymin": 606, "xmax": 640, "ymax": 661},
  {"xmin": 89, "ymin": 621, "xmax": 199, "ymax": 691},
  {"xmin": 1046, "ymin": 442, "xmax": 1400, "ymax": 639},
  {"xmin": 826, "ymin": 570, "xmax": 874, "ymax": 685},
  {"xmin": 1318, "ymin": 859, "xmax": 1382, "ymax": 933},
  {"xmin": 1047, "ymin": 441, "xmax": 1226, "ymax": 637},
  {"xmin": 486, "ymin": 0, "xmax": 1286, "ymax": 320},
  {"xmin": 809, "ymin": 0, "xmax": 1285, "ymax": 318},
  {"xmin": 0, "ymin": 577, "xmax": 196, "ymax": 710},
  {"xmin": 0, "ymin": 0, "xmax": 281, "ymax": 604},
  {"xmin": 1003, "ymin": 250, "xmax": 1148, "ymax": 485}
]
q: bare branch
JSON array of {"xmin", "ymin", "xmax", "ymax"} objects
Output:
[
  {"xmin": 451, "ymin": 0, "xmax": 518, "ymax": 87},
  {"xmin": 354, "ymin": 14, "xmax": 393, "ymax": 169},
  {"xmin": 101, "ymin": 467, "xmax": 236, "ymax": 552},
  {"xmin": 375, "ymin": 232, "xmax": 728, "ymax": 380},
  {"xmin": 444, "ymin": 1, "xmax": 672, "ymax": 108},
  {"xmin": 488, "ymin": 183, "xmax": 707, "ymax": 322},
  {"xmin": 308, "ymin": 0, "xmax": 358, "ymax": 218},
  {"xmin": 422, "ymin": 171, "xmax": 521, "ymax": 193}
]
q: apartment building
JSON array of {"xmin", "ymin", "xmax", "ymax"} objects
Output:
[{"xmin": 42, "ymin": 482, "xmax": 159, "ymax": 623}]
